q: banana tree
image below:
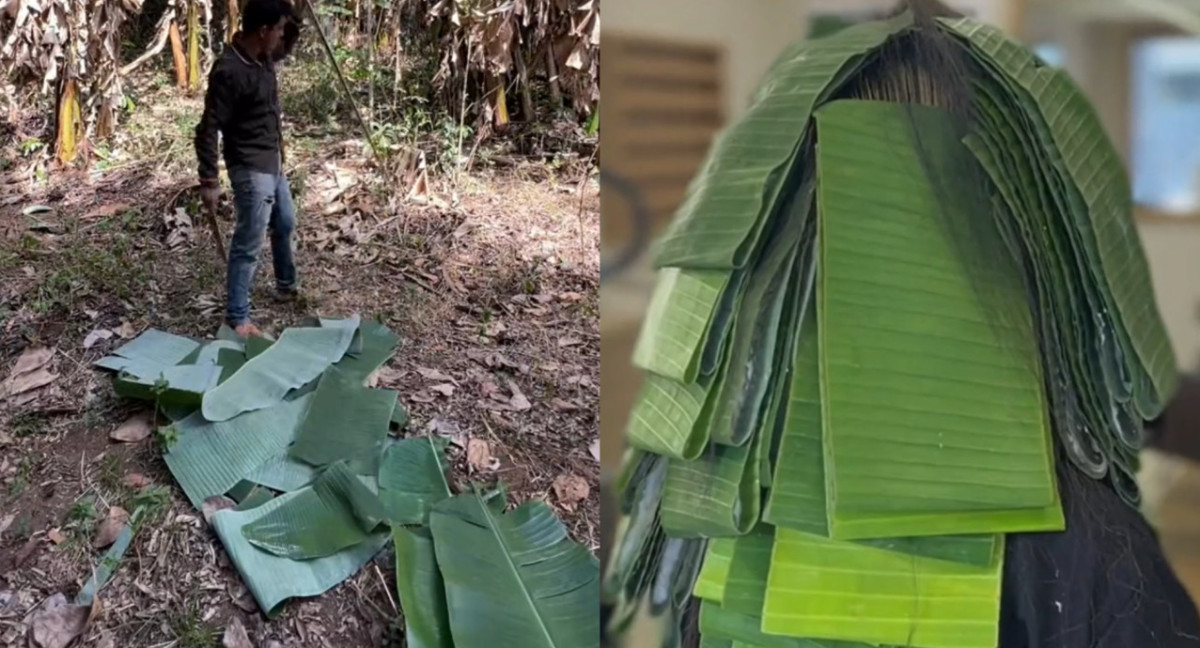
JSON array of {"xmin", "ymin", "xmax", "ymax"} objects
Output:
[{"xmin": 605, "ymin": 2, "xmax": 1194, "ymax": 648}]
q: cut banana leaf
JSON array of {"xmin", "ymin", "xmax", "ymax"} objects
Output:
[
  {"xmin": 377, "ymin": 437, "xmax": 452, "ymax": 525},
  {"xmin": 114, "ymin": 364, "xmax": 221, "ymax": 406},
  {"xmin": 393, "ymin": 526, "xmax": 455, "ymax": 648},
  {"xmin": 246, "ymin": 452, "xmax": 318, "ymax": 492},
  {"xmin": 707, "ymin": 189, "xmax": 805, "ymax": 448},
  {"xmin": 763, "ymin": 529, "xmax": 1003, "ymax": 648},
  {"xmin": 698, "ymin": 601, "xmax": 848, "ymax": 648},
  {"xmin": 815, "ymin": 100, "xmax": 1059, "ymax": 539},
  {"xmin": 720, "ymin": 525, "xmax": 773, "ymax": 616},
  {"xmin": 242, "ymin": 462, "xmax": 384, "ymax": 559},
  {"xmin": 633, "ymin": 268, "xmax": 731, "ymax": 383},
  {"xmin": 246, "ymin": 335, "xmax": 275, "ymax": 359},
  {"xmin": 164, "ymin": 394, "xmax": 311, "ymax": 508},
  {"xmin": 193, "ymin": 339, "xmax": 244, "ymax": 366},
  {"xmin": 944, "ymin": 19, "xmax": 1177, "ymax": 417},
  {"xmin": 201, "ymin": 324, "xmax": 358, "ymax": 422},
  {"xmin": 765, "ymin": 305, "xmax": 1000, "ymax": 565},
  {"xmin": 429, "ymin": 492, "xmax": 600, "ymax": 648},
  {"xmin": 288, "ymin": 365, "xmax": 396, "ymax": 474},
  {"xmin": 702, "ymin": 638, "xmax": 734, "ymax": 648},
  {"xmin": 626, "ymin": 374, "xmax": 714, "ymax": 461},
  {"xmin": 95, "ymin": 329, "xmax": 200, "ymax": 372},
  {"xmin": 693, "ymin": 538, "xmax": 735, "ymax": 603},
  {"xmin": 333, "ymin": 318, "xmax": 400, "ymax": 384},
  {"xmin": 654, "ymin": 13, "xmax": 912, "ymax": 269},
  {"xmin": 659, "ymin": 427, "xmax": 764, "ymax": 538},
  {"xmin": 211, "ymin": 490, "xmax": 389, "ymax": 615},
  {"xmin": 235, "ymin": 485, "xmax": 276, "ymax": 511}
]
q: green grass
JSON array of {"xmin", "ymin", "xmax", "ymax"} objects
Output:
[{"xmin": 168, "ymin": 600, "xmax": 221, "ymax": 648}]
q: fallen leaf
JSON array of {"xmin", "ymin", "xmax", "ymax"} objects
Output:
[
  {"xmin": 83, "ymin": 202, "xmax": 131, "ymax": 220},
  {"xmin": 589, "ymin": 439, "xmax": 600, "ymax": 463},
  {"xmin": 558, "ymin": 292, "xmax": 585, "ymax": 302},
  {"xmin": 557, "ymin": 336, "xmax": 583, "ymax": 348},
  {"xmin": 93, "ymin": 507, "xmax": 129, "ymax": 548},
  {"xmin": 227, "ymin": 583, "xmax": 257, "ymax": 613},
  {"xmin": 551, "ymin": 398, "xmax": 578, "ymax": 411},
  {"xmin": 0, "ymin": 514, "xmax": 11, "ymax": 537},
  {"xmin": 506, "ymin": 379, "xmax": 531, "ymax": 411},
  {"xmin": 0, "ymin": 347, "xmax": 57, "ymax": 400},
  {"xmin": 9, "ymin": 347, "xmax": 53, "ymax": 375},
  {"xmin": 222, "ymin": 616, "xmax": 253, "ymax": 648},
  {"xmin": 202, "ymin": 496, "xmax": 236, "ymax": 525},
  {"xmin": 416, "ymin": 366, "xmax": 455, "ymax": 383},
  {"xmin": 410, "ymin": 392, "xmax": 436, "ymax": 404},
  {"xmin": 114, "ymin": 322, "xmax": 137, "ymax": 339},
  {"xmin": 47, "ymin": 528, "xmax": 66, "ymax": 545},
  {"xmin": 466, "ymin": 438, "xmax": 498, "ymax": 471},
  {"xmin": 122, "ymin": 473, "xmax": 152, "ymax": 489},
  {"xmin": 425, "ymin": 417, "xmax": 461, "ymax": 438},
  {"xmin": 553, "ymin": 473, "xmax": 590, "ymax": 507},
  {"xmin": 110, "ymin": 413, "xmax": 153, "ymax": 443},
  {"xmin": 83, "ymin": 329, "xmax": 113, "ymax": 349},
  {"xmin": 430, "ymin": 383, "xmax": 456, "ymax": 397},
  {"xmin": 28, "ymin": 593, "xmax": 90, "ymax": 648},
  {"xmin": 374, "ymin": 366, "xmax": 404, "ymax": 387}
]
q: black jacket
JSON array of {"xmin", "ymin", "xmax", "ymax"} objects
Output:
[{"xmin": 194, "ymin": 41, "xmax": 283, "ymax": 182}]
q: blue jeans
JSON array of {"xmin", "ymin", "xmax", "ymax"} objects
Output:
[{"xmin": 226, "ymin": 167, "xmax": 297, "ymax": 326}]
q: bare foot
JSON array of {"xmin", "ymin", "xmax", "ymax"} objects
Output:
[{"xmin": 235, "ymin": 322, "xmax": 262, "ymax": 338}]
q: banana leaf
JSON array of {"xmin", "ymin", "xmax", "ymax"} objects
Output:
[
  {"xmin": 693, "ymin": 538, "xmax": 735, "ymax": 603},
  {"xmin": 659, "ymin": 426, "xmax": 764, "ymax": 538},
  {"xmin": 235, "ymin": 485, "xmax": 275, "ymax": 511},
  {"xmin": 246, "ymin": 335, "xmax": 275, "ymax": 359},
  {"xmin": 94, "ymin": 329, "xmax": 200, "ymax": 372},
  {"xmin": 762, "ymin": 529, "xmax": 1004, "ymax": 648},
  {"xmin": 242, "ymin": 461, "xmax": 385, "ymax": 559},
  {"xmin": 210, "ymin": 490, "xmax": 389, "ymax": 615},
  {"xmin": 633, "ymin": 268, "xmax": 732, "ymax": 383},
  {"xmin": 288, "ymin": 365, "xmax": 397, "ymax": 474},
  {"xmin": 332, "ymin": 318, "xmax": 401, "ymax": 384},
  {"xmin": 393, "ymin": 526, "xmax": 454, "ymax": 648},
  {"xmin": 246, "ymin": 451, "xmax": 318, "ymax": 492},
  {"xmin": 113, "ymin": 364, "xmax": 220, "ymax": 406},
  {"xmin": 429, "ymin": 492, "xmax": 600, "ymax": 648},
  {"xmin": 720, "ymin": 525, "xmax": 773, "ymax": 616},
  {"xmin": 698, "ymin": 601, "xmax": 856, "ymax": 648},
  {"xmin": 201, "ymin": 323, "xmax": 358, "ymax": 422},
  {"xmin": 626, "ymin": 374, "xmax": 715, "ymax": 461},
  {"xmin": 654, "ymin": 14, "xmax": 913, "ymax": 269},
  {"xmin": 815, "ymin": 100, "xmax": 1060, "ymax": 539},
  {"xmin": 942, "ymin": 19, "xmax": 1177, "ymax": 417},
  {"xmin": 164, "ymin": 393, "xmax": 312, "ymax": 508},
  {"xmin": 377, "ymin": 436, "xmax": 452, "ymax": 525},
  {"xmin": 702, "ymin": 638, "xmax": 733, "ymax": 648}
]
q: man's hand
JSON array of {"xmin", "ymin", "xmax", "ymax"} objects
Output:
[{"xmin": 199, "ymin": 181, "xmax": 219, "ymax": 215}]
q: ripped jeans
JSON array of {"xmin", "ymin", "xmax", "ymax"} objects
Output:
[{"xmin": 225, "ymin": 166, "xmax": 297, "ymax": 327}]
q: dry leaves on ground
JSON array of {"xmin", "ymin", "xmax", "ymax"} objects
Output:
[
  {"xmin": 202, "ymin": 496, "xmax": 236, "ymax": 524},
  {"xmin": 222, "ymin": 617, "xmax": 253, "ymax": 648},
  {"xmin": 110, "ymin": 413, "xmax": 153, "ymax": 443},
  {"xmin": 0, "ymin": 347, "xmax": 57, "ymax": 402},
  {"xmin": 93, "ymin": 507, "xmax": 129, "ymax": 548},
  {"xmin": 466, "ymin": 438, "xmax": 498, "ymax": 472},
  {"xmin": 28, "ymin": 594, "xmax": 91, "ymax": 648},
  {"xmin": 553, "ymin": 473, "xmax": 590, "ymax": 510}
]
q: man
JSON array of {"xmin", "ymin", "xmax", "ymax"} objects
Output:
[{"xmin": 195, "ymin": 0, "xmax": 302, "ymax": 337}]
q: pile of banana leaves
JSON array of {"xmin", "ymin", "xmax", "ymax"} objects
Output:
[
  {"xmin": 96, "ymin": 316, "xmax": 598, "ymax": 647},
  {"xmin": 606, "ymin": 9, "xmax": 1177, "ymax": 648}
]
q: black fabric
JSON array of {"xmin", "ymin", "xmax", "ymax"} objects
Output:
[
  {"xmin": 194, "ymin": 40, "xmax": 283, "ymax": 181},
  {"xmin": 1000, "ymin": 464, "xmax": 1200, "ymax": 648}
]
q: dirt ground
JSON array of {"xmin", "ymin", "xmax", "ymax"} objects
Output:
[{"xmin": 0, "ymin": 81, "xmax": 599, "ymax": 647}]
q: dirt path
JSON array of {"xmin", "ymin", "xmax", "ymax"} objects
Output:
[{"xmin": 0, "ymin": 98, "xmax": 599, "ymax": 646}]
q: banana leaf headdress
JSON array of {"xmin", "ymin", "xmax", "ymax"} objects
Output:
[{"xmin": 605, "ymin": 2, "xmax": 1191, "ymax": 647}]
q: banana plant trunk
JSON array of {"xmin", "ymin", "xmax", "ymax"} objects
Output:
[
  {"xmin": 187, "ymin": 2, "xmax": 202, "ymax": 92},
  {"xmin": 55, "ymin": 79, "xmax": 84, "ymax": 165},
  {"xmin": 169, "ymin": 19, "xmax": 188, "ymax": 89}
]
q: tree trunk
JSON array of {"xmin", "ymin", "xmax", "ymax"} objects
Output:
[
  {"xmin": 513, "ymin": 45, "xmax": 535, "ymax": 122},
  {"xmin": 187, "ymin": 2, "xmax": 201, "ymax": 92},
  {"xmin": 56, "ymin": 79, "xmax": 83, "ymax": 165},
  {"xmin": 546, "ymin": 45, "xmax": 562, "ymax": 110},
  {"xmin": 169, "ymin": 20, "xmax": 188, "ymax": 89},
  {"xmin": 491, "ymin": 74, "xmax": 509, "ymax": 130}
]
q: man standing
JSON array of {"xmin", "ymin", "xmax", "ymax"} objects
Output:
[{"xmin": 195, "ymin": 0, "xmax": 301, "ymax": 337}]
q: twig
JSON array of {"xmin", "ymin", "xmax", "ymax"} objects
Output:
[{"xmin": 374, "ymin": 564, "xmax": 398, "ymax": 615}]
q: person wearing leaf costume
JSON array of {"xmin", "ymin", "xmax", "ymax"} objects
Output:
[{"xmin": 602, "ymin": 2, "xmax": 1200, "ymax": 647}]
